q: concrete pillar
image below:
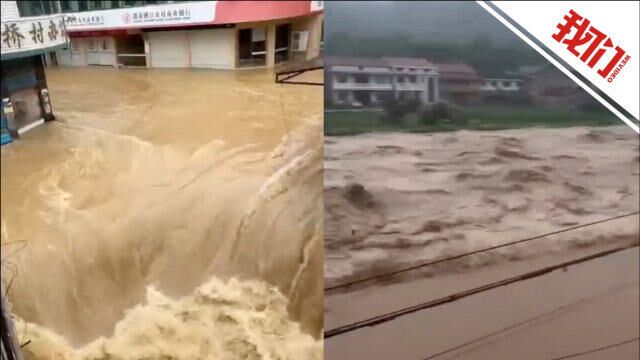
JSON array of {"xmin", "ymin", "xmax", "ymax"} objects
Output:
[
  {"xmin": 266, "ymin": 24, "xmax": 276, "ymax": 68},
  {"xmin": 434, "ymin": 77, "xmax": 439, "ymax": 103},
  {"xmin": 143, "ymin": 34, "xmax": 151, "ymax": 68},
  {"xmin": 333, "ymin": 91, "xmax": 341, "ymax": 104},
  {"xmin": 305, "ymin": 13, "xmax": 323, "ymax": 60},
  {"xmin": 393, "ymin": 76, "xmax": 398, "ymax": 99}
]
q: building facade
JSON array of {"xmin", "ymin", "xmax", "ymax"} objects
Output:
[
  {"xmin": 17, "ymin": 1, "xmax": 323, "ymax": 70},
  {"xmin": 326, "ymin": 56, "xmax": 439, "ymax": 107},
  {"xmin": 435, "ymin": 63, "xmax": 483, "ymax": 105},
  {"xmin": 481, "ymin": 78, "xmax": 523, "ymax": 92},
  {"xmin": 1, "ymin": 1, "xmax": 67, "ymax": 142}
]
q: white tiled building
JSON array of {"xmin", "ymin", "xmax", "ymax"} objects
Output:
[
  {"xmin": 326, "ymin": 56, "xmax": 439, "ymax": 107},
  {"xmin": 481, "ymin": 78, "xmax": 523, "ymax": 92}
]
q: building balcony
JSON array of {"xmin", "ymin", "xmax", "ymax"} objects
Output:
[
  {"xmin": 395, "ymin": 83, "xmax": 425, "ymax": 91},
  {"xmin": 481, "ymin": 85, "xmax": 520, "ymax": 92},
  {"xmin": 332, "ymin": 82, "xmax": 393, "ymax": 90}
]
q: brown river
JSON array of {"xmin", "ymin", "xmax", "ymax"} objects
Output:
[{"xmin": 0, "ymin": 67, "xmax": 323, "ymax": 359}]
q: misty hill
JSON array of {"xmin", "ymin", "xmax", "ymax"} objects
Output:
[{"xmin": 325, "ymin": 1, "xmax": 546, "ymax": 77}]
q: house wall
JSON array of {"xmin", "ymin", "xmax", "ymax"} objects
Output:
[
  {"xmin": 328, "ymin": 65, "xmax": 439, "ymax": 106},
  {"xmin": 291, "ymin": 12, "xmax": 323, "ymax": 61}
]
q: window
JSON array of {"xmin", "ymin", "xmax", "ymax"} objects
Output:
[
  {"xmin": 238, "ymin": 28, "xmax": 267, "ymax": 67},
  {"xmin": 61, "ymin": 1, "xmax": 80, "ymax": 12},
  {"xmin": 71, "ymin": 39, "xmax": 81, "ymax": 53},
  {"xmin": 87, "ymin": 39, "xmax": 97, "ymax": 51},
  {"xmin": 17, "ymin": 1, "xmax": 56, "ymax": 16}
]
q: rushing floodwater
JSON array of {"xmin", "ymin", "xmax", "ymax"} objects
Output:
[{"xmin": 0, "ymin": 67, "xmax": 323, "ymax": 359}]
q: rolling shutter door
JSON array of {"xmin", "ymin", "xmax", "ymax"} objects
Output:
[{"xmin": 148, "ymin": 31, "xmax": 188, "ymax": 68}]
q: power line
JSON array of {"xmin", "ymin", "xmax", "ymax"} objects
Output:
[
  {"xmin": 547, "ymin": 337, "xmax": 639, "ymax": 360},
  {"xmin": 325, "ymin": 212, "xmax": 639, "ymax": 292},
  {"xmin": 324, "ymin": 243, "xmax": 639, "ymax": 339},
  {"xmin": 420, "ymin": 281, "xmax": 638, "ymax": 359}
]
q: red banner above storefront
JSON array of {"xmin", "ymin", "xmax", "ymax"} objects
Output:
[
  {"xmin": 65, "ymin": 1, "xmax": 322, "ymax": 33},
  {"xmin": 214, "ymin": 1, "xmax": 321, "ymax": 24}
]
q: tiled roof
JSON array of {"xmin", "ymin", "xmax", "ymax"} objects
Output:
[
  {"xmin": 326, "ymin": 56, "xmax": 436, "ymax": 69},
  {"xmin": 325, "ymin": 56, "xmax": 388, "ymax": 67},
  {"xmin": 436, "ymin": 63, "xmax": 478, "ymax": 75},
  {"xmin": 382, "ymin": 57, "xmax": 435, "ymax": 68}
]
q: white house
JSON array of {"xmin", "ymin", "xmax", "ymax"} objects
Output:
[
  {"xmin": 481, "ymin": 78, "xmax": 523, "ymax": 92},
  {"xmin": 326, "ymin": 56, "xmax": 440, "ymax": 107}
]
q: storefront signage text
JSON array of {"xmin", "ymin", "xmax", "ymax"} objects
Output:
[{"xmin": 1, "ymin": 14, "xmax": 68, "ymax": 55}]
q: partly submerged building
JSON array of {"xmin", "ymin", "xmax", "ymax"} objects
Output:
[
  {"xmin": 435, "ymin": 63, "xmax": 483, "ymax": 105},
  {"xmin": 1, "ymin": 1, "xmax": 67, "ymax": 142},
  {"xmin": 16, "ymin": 0, "xmax": 324, "ymax": 70},
  {"xmin": 325, "ymin": 56, "xmax": 439, "ymax": 107}
]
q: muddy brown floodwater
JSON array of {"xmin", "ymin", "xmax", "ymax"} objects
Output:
[
  {"xmin": 324, "ymin": 126, "xmax": 639, "ymax": 359},
  {"xmin": 0, "ymin": 67, "xmax": 323, "ymax": 359},
  {"xmin": 325, "ymin": 127, "xmax": 639, "ymax": 288}
]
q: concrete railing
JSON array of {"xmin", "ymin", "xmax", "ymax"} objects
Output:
[{"xmin": 332, "ymin": 82, "xmax": 394, "ymax": 90}]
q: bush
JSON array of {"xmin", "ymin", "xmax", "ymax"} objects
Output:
[
  {"xmin": 382, "ymin": 97, "xmax": 422, "ymax": 125},
  {"xmin": 450, "ymin": 105, "xmax": 468, "ymax": 126},
  {"xmin": 432, "ymin": 102, "xmax": 450, "ymax": 119},
  {"xmin": 418, "ymin": 102, "xmax": 453, "ymax": 126},
  {"xmin": 579, "ymin": 97, "xmax": 607, "ymax": 113},
  {"xmin": 483, "ymin": 91, "xmax": 532, "ymax": 106}
]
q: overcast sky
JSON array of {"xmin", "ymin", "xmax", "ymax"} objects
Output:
[{"xmin": 325, "ymin": 1, "xmax": 523, "ymax": 46}]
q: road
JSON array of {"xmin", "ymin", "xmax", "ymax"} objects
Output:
[{"xmin": 325, "ymin": 246, "xmax": 639, "ymax": 360}]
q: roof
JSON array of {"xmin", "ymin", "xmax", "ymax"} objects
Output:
[
  {"xmin": 504, "ymin": 65, "xmax": 545, "ymax": 77},
  {"xmin": 436, "ymin": 63, "xmax": 482, "ymax": 82},
  {"xmin": 325, "ymin": 56, "xmax": 435, "ymax": 69},
  {"xmin": 382, "ymin": 57, "xmax": 435, "ymax": 68},
  {"xmin": 325, "ymin": 56, "xmax": 388, "ymax": 68},
  {"xmin": 436, "ymin": 63, "xmax": 478, "ymax": 75}
]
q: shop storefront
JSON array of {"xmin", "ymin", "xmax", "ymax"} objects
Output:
[
  {"xmin": 54, "ymin": 1, "xmax": 323, "ymax": 70},
  {"xmin": 1, "ymin": 13, "xmax": 67, "ymax": 142}
]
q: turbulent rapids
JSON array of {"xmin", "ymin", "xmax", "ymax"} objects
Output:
[
  {"xmin": 324, "ymin": 127, "xmax": 639, "ymax": 290},
  {"xmin": 0, "ymin": 68, "xmax": 323, "ymax": 359}
]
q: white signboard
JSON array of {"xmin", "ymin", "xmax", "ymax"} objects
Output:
[
  {"xmin": 1, "ymin": 14, "xmax": 68, "ymax": 55},
  {"xmin": 65, "ymin": 1, "xmax": 217, "ymax": 31},
  {"xmin": 311, "ymin": 1, "xmax": 324, "ymax": 12}
]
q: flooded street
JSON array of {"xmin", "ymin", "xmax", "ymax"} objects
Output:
[{"xmin": 1, "ymin": 67, "xmax": 323, "ymax": 359}]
